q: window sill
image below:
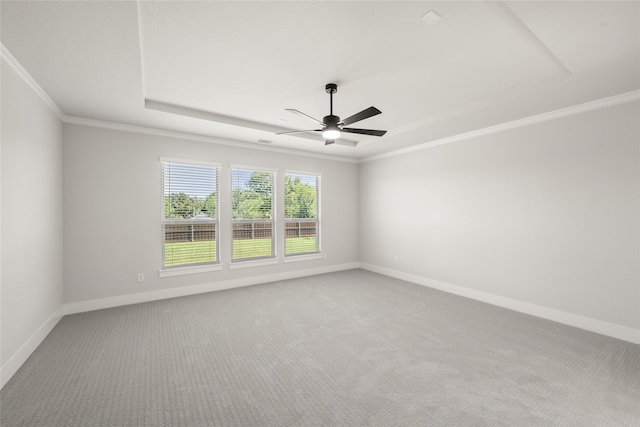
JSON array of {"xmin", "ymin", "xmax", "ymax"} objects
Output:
[
  {"xmin": 229, "ymin": 258, "xmax": 278, "ymax": 270},
  {"xmin": 159, "ymin": 263, "xmax": 222, "ymax": 278},
  {"xmin": 284, "ymin": 252, "xmax": 324, "ymax": 263}
]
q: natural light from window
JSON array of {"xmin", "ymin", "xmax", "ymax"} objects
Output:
[
  {"xmin": 162, "ymin": 160, "xmax": 219, "ymax": 267},
  {"xmin": 231, "ymin": 167, "xmax": 275, "ymax": 261}
]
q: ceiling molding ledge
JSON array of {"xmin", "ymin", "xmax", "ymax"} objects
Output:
[
  {"xmin": 1, "ymin": 43, "xmax": 66, "ymax": 121},
  {"xmin": 144, "ymin": 100, "xmax": 358, "ymax": 148},
  {"xmin": 362, "ymin": 89, "xmax": 640, "ymax": 163},
  {"xmin": 64, "ymin": 115, "xmax": 359, "ymax": 164}
]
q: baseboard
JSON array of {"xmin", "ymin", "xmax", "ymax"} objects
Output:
[
  {"xmin": 1, "ymin": 305, "xmax": 65, "ymax": 389},
  {"xmin": 360, "ymin": 263, "xmax": 640, "ymax": 345},
  {"xmin": 64, "ymin": 262, "xmax": 360, "ymax": 315}
]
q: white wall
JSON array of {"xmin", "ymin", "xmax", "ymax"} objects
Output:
[
  {"xmin": 63, "ymin": 124, "xmax": 359, "ymax": 307},
  {"xmin": 360, "ymin": 100, "xmax": 640, "ymax": 339},
  {"xmin": 1, "ymin": 62, "xmax": 64, "ymax": 386}
]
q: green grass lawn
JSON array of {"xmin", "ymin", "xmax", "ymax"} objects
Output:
[
  {"xmin": 165, "ymin": 237, "xmax": 317, "ymax": 266},
  {"xmin": 285, "ymin": 237, "xmax": 317, "ymax": 254},
  {"xmin": 165, "ymin": 240, "xmax": 217, "ymax": 266},
  {"xmin": 233, "ymin": 238, "xmax": 272, "ymax": 259}
]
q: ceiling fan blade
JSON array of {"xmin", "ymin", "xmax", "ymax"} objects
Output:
[
  {"xmin": 286, "ymin": 109, "xmax": 324, "ymax": 126},
  {"xmin": 341, "ymin": 127, "xmax": 387, "ymax": 137},
  {"xmin": 276, "ymin": 129, "xmax": 322, "ymax": 135},
  {"xmin": 340, "ymin": 106, "xmax": 381, "ymax": 126},
  {"xmin": 325, "ymin": 139, "xmax": 336, "ymax": 145}
]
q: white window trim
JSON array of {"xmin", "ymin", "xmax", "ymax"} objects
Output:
[
  {"xmin": 231, "ymin": 164, "xmax": 278, "ymax": 173},
  {"xmin": 285, "ymin": 169, "xmax": 322, "ymax": 178},
  {"xmin": 229, "ymin": 258, "xmax": 279, "ymax": 270},
  {"xmin": 160, "ymin": 156, "xmax": 221, "ymax": 168},
  {"xmin": 283, "ymin": 252, "xmax": 323, "ymax": 263},
  {"xmin": 159, "ymin": 263, "xmax": 222, "ymax": 278}
]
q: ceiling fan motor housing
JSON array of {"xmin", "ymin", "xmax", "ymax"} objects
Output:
[{"xmin": 323, "ymin": 114, "xmax": 341, "ymax": 128}]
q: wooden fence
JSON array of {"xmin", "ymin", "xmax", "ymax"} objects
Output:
[
  {"xmin": 232, "ymin": 222, "xmax": 273, "ymax": 240},
  {"xmin": 164, "ymin": 223, "xmax": 216, "ymax": 242},
  {"xmin": 164, "ymin": 220, "xmax": 316, "ymax": 242},
  {"xmin": 285, "ymin": 221, "xmax": 317, "ymax": 238}
]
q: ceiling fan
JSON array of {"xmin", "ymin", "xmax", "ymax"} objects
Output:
[{"xmin": 277, "ymin": 83, "xmax": 387, "ymax": 145}]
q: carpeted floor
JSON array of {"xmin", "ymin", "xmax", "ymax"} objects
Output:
[{"xmin": 2, "ymin": 269, "xmax": 639, "ymax": 426}]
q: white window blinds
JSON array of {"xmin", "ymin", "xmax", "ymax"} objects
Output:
[
  {"xmin": 162, "ymin": 160, "xmax": 219, "ymax": 267},
  {"xmin": 231, "ymin": 167, "xmax": 275, "ymax": 260},
  {"xmin": 285, "ymin": 172, "xmax": 320, "ymax": 255}
]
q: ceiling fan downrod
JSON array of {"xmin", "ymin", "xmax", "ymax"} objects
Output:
[
  {"xmin": 325, "ymin": 83, "xmax": 338, "ymax": 117},
  {"xmin": 322, "ymin": 83, "xmax": 341, "ymax": 140}
]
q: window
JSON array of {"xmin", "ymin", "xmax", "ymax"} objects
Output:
[
  {"xmin": 285, "ymin": 172, "xmax": 320, "ymax": 256},
  {"xmin": 231, "ymin": 167, "xmax": 275, "ymax": 261},
  {"xmin": 161, "ymin": 159, "xmax": 219, "ymax": 268}
]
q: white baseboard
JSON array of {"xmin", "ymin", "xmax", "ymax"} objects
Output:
[
  {"xmin": 64, "ymin": 262, "xmax": 360, "ymax": 315},
  {"xmin": 360, "ymin": 263, "xmax": 640, "ymax": 345},
  {"xmin": 1, "ymin": 305, "xmax": 65, "ymax": 389}
]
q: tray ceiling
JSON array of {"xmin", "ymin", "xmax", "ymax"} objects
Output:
[{"xmin": 2, "ymin": 1, "xmax": 638, "ymax": 160}]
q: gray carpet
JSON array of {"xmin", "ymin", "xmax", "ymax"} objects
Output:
[{"xmin": 2, "ymin": 269, "xmax": 639, "ymax": 426}]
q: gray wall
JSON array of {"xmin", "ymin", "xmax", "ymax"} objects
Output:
[
  {"xmin": 63, "ymin": 124, "xmax": 359, "ymax": 304},
  {"xmin": 1, "ymin": 62, "xmax": 64, "ymax": 372},
  {"xmin": 359, "ymin": 100, "xmax": 640, "ymax": 331}
]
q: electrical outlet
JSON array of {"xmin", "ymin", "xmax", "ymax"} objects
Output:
[
  {"xmin": 394, "ymin": 256, "xmax": 398, "ymax": 263},
  {"xmin": 137, "ymin": 273, "xmax": 144, "ymax": 282}
]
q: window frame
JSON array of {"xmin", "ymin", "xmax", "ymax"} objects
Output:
[
  {"xmin": 160, "ymin": 157, "xmax": 221, "ymax": 275},
  {"xmin": 284, "ymin": 170, "xmax": 321, "ymax": 258},
  {"xmin": 230, "ymin": 165, "xmax": 277, "ymax": 263}
]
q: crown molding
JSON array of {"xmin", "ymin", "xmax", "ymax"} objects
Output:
[
  {"xmin": 361, "ymin": 89, "xmax": 640, "ymax": 163},
  {"xmin": 1, "ymin": 43, "xmax": 66, "ymax": 121}
]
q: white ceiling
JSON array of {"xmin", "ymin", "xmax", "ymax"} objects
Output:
[{"xmin": 2, "ymin": 1, "xmax": 638, "ymax": 160}]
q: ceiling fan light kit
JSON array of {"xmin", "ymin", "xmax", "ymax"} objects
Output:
[
  {"xmin": 322, "ymin": 127, "xmax": 341, "ymax": 140},
  {"xmin": 277, "ymin": 83, "xmax": 387, "ymax": 146}
]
